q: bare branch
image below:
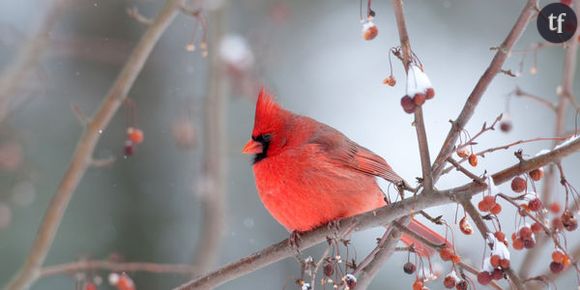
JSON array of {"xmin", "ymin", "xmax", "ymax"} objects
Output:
[
  {"xmin": 0, "ymin": 0, "xmax": 64, "ymax": 125},
  {"xmin": 431, "ymin": 0, "xmax": 537, "ymax": 181},
  {"xmin": 39, "ymin": 260, "xmax": 195, "ymax": 278},
  {"xmin": 3, "ymin": 1, "xmax": 185, "ymax": 289},
  {"xmin": 192, "ymin": 6, "xmax": 227, "ymax": 275},
  {"xmin": 513, "ymin": 87, "xmax": 556, "ymax": 111}
]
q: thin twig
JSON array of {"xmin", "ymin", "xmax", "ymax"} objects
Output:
[
  {"xmin": 446, "ymin": 157, "xmax": 485, "ymax": 184},
  {"xmin": 39, "ymin": 260, "xmax": 196, "ymax": 278},
  {"xmin": 513, "ymin": 87, "xmax": 556, "ymax": 111},
  {"xmin": 431, "ymin": 0, "xmax": 537, "ymax": 182},
  {"xmin": 172, "ymin": 137, "xmax": 580, "ymax": 290},
  {"xmin": 3, "ymin": 1, "xmax": 185, "ymax": 289}
]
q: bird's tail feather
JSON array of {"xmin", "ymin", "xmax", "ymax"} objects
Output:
[{"xmin": 400, "ymin": 218, "xmax": 449, "ymax": 257}]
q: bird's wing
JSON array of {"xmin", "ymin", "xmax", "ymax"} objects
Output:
[{"xmin": 309, "ymin": 124, "xmax": 403, "ymax": 184}]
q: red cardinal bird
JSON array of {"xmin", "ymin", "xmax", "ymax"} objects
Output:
[{"xmin": 242, "ymin": 88, "xmax": 446, "ymax": 256}]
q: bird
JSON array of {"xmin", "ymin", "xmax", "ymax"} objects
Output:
[{"xmin": 242, "ymin": 88, "xmax": 446, "ymax": 256}]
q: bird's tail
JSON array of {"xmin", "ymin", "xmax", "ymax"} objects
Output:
[{"xmin": 400, "ymin": 218, "xmax": 449, "ymax": 257}]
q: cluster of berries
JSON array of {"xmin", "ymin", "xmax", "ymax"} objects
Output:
[
  {"xmin": 477, "ymin": 235, "xmax": 511, "ymax": 285},
  {"xmin": 456, "ymin": 148, "xmax": 478, "ymax": 168},
  {"xmin": 400, "ymin": 65, "xmax": 435, "ymax": 114},
  {"xmin": 124, "ymin": 127, "xmax": 144, "ymax": 157},
  {"xmin": 442, "ymin": 271, "xmax": 468, "ymax": 289},
  {"xmin": 550, "ymin": 249, "xmax": 572, "ymax": 274},
  {"xmin": 477, "ymin": 195, "xmax": 502, "ymax": 215}
]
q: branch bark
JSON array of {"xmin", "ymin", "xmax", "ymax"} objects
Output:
[
  {"xmin": 0, "ymin": 0, "xmax": 64, "ymax": 125},
  {"xmin": 3, "ymin": 1, "xmax": 185, "ymax": 289},
  {"xmin": 431, "ymin": 0, "xmax": 537, "ymax": 182},
  {"xmin": 173, "ymin": 136, "xmax": 580, "ymax": 290},
  {"xmin": 192, "ymin": 4, "xmax": 228, "ymax": 275}
]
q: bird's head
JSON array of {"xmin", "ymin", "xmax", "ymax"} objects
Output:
[{"xmin": 242, "ymin": 88, "xmax": 292, "ymax": 163}]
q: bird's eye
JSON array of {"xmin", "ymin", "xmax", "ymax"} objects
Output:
[{"xmin": 261, "ymin": 133, "xmax": 272, "ymax": 142}]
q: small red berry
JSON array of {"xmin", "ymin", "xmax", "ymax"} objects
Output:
[
  {"xmin": 549, "ymin": 202, "xmax": 561, "ymax": 214},
  {"xmin": 519, "ymin": 227, "xmax": 532, "ymax": 239},
  {"xmin": 362, "ymin": 22, "xmax": 378, "ymax": 40},
  {"xmin": 511, "ymin": 177, "xmax": 527, "ymax": 193},
  {"xmin": 459, "ymin": 216, "xmax": 473, "ymax": 235},
  {"xmin": 531, "ymin": 222, "xmax": 543, "ymax": 233},
  {"xmin": 550, "ymin": 261, "xmax": 564, "ymax": 273},
  {"xmin": 494, "ymin": 231, "xmax": 506, "ymax": 242},
  {"xmin": 425, "ymin": 88, "xmax": 435, "ymax": 99},
  {"xmin": 455, "ymin": 280, "xmax": 467, "ymax": 290},
  {"xmin": 552, "ymin": 217, "xmax": 564, "ymax": 231},
  {"xmin": 562, "ymin": 211, "xmax": 578, "ymax": 231},
  {"xmin": 500, "ymin": 258, "xmax": 510, "ymax": 269},
  {"xmin": 403, "ymin": 262, "xmax": 416, "ymax": 274},
  {"xmin": 523, "ymin": 238, "xmax": 536, "ymax": 249},
  {"xmin": 477, "ymin": 271, "xmax": 492, "ymax": 285},
  {"xmin": 401, "ymin": 96, "xmax": 416, "ymax": 114},
  {"xmin": 492, "ymin": 268, "xmax": 504, "ymax": 280},
  {"xmin": 528, "ymin": 198, "xmax": 543, "ymax": 211},
  {"xmin": 323, "ymin": 261, "xmax": 334, "ymax": 277},
  {"xmin": 127, "ymin": 127, "xmax": 144, "ymax": 144},
  {"xmin": 84, "ymin": 282, "xmax": 97, "ymax": 290},
  {"xmin": 456, "ymin": 148, "xmax": 470, "ymax": 158},
  {"xmin": 529, "ymin": 168, "xmax": 544, "ymax": 181},
  {"xmin": 490, "ymin": 255, "xmax": 501, "ymax": 268},
  {"xmin": 552, "ymin": 250, "xmax": 566, "ymax": 263},
  {"xmin": 490, "ymin": 203, "xmax": 502, "ymax": 215},
  {"xmin": 443, "ymin": 275, "xmax": 456, "ymax": 289},
  {"xmin": 413, "ymin": 93, "xmax": 426, "ymax": 106},
  {"xmin": 513, "ymin": 238, "xmax": 524, "ymax": 250},
  {"xmin": 468, "ymin": 154, "xmax": 478, "ymax": 167},
  {"xmin": 383, "ymin": 75, "xmax": 396, "ymax": 87},
  {"xmin": 412, "ymin": 280, "xmax": 424, "ymax": 290},
  {"xmin": 124, "ymin": 140, "xmax": 134, "ymax": 156},
  {"xmin": 439, "ymin": 247, "xmax": 454, "ymax": 261},
  {"xmin": 500, "ymin": 120, "xmax": 512, "ymax": 133}
]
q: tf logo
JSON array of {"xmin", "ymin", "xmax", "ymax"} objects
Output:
[{"xmin": 537, "ymin": 3, "xmax": 578, "ymax": 43}]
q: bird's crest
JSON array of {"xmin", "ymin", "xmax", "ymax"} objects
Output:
[{"xmin": 253, "ymin": 87, "xmax": 283, "ymax": 135}]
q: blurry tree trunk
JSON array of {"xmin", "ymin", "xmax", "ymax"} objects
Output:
[{"xmin": 192, "ymin": 3, "xmax": 228, "ymax": 277}]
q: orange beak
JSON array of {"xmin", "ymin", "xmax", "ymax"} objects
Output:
[{"xmin": 242, "ymin": 139, "xmax": 263, "ymax": 154}]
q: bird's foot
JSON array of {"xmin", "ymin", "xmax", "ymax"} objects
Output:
[
  {"xmin": 327, "ymin": 220, "xmax": 341, "ymax": 237},
  {"xmin": 289, "ymin": 230, "xmax": 302, "ymax": 252}
]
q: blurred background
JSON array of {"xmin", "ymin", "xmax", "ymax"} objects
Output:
[{"xmin": 0, "ymin": 0, "xmax": 579, "ymax": 289}]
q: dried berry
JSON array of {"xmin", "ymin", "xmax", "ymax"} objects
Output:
[
  {"xmin": 383, "ymin": 75, "xmax": 396, "ymax": 86},
  {"xmin": 323, "ymin": 261, "xmax": 334, "ymax": 277},
  {"xmin": 413, "ymin": 93, "xmax": 426, "ymax": 106},
  {"xmin": 425, "ymin": 88, "xmax": 435, "ymax": 99},
  {"xmin": 456, "ymin": 148, "xmax": 470, "ymax": 158},
  {"xmin": 528, "ymin": 198, "xmax": 543, "ymax": 212},
  {"xmin": 455, "ymin": 280, "xmax": 468, "ymax": 290},
  {"xmin": 468, "ymin": 154, "xmax": 478, "ymax": 167},
  {"xmin": 459, "ymin": 216, "xmax": 473, "ymax": 235},
  {"xmin": 500, "ymin": 120, "xmax": 512, "ymax": 133},
  {"xmin": 443, "ymin": 276, "xmax": 456, "ymax": 288},
  {"xmin": 477, "ymin": 271, "xmax": 492, "ymax": 285},
  {"xmin": 492, "ymin": 268, "xmax": 503, "ymax": 280},
  {"xmin": 523, "ymin": 239, "xmax": 536, "ymax": 249},
  {"xmin": 403, "ymin": 262, "xmax": 416, "ymax": 274},
  {"xmin": 401, "ymin": 96, "xmax": 416, "ymax": 114},
  {"xmin": 124, "ymin": 140, "xmax": 134, "ymax": 156},
  {"xmin": 511, "ymin": 177, "xmax": 527, "ymax": 193},
  {"xmin": 550, "ymin": 261, "xmax": 564, "ymax": 273},
  {"xmin": 412, "ymin": 280, "xmax": 424, "ymax": 290},
  {"xmin": 362, "ymin": 22, "xmax": 378, "ymax": 41},
  {"xmin": 529, "ymin": 168, "xmax": 544, "ymax": 181},
  {"xmin": 552, "ymin": 217, "xmax": 564, "ymax": 231}
]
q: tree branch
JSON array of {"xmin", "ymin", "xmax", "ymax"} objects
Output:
[
  {"xmin": 172, "ymin": 136, "xmax": 580, "ymax": 290},
  {"xmin": 39, "ymin": 260, "xmax": 195, "ymax": 278},
  {"xmin": 431, "ymin": 0, "xmax": 537, "ymax": 182},
  {"xmin": 3, "ymin": 1, "xmax": 185, "ymax": 289},
  {"xmin": 0, "ymin": 0, "xmax": 64, "ymax": 125}
]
